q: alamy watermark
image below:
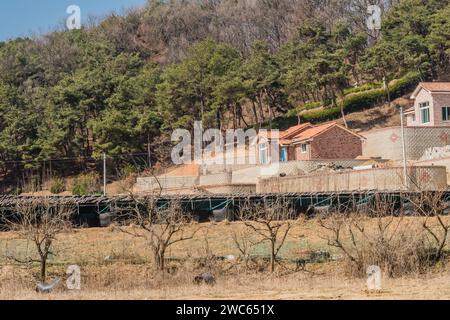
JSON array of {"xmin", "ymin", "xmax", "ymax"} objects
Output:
[
  {"xmin": 367, "ymin": 5, "xmax": 382, "ymax": 31},
  {"xmin": 66, "ymin": 5, "xmax": 81, "ymax": 31},
  {"xmin": 366, "ymin": 265, "xmax": 382, "ymax": 291},
  {"xmin": 66, "ymin": 264, "xmax": 81, "ymax": 290},
  {"xmin": 171, "ymin": 122, "xmax": 281, "ymax": 175}
]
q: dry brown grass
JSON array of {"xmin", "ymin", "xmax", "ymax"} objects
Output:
[{"xmin": 0, "ymin": 217, "xmax": 449, "ymax": 300}]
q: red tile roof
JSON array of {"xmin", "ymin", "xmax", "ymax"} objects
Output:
[
  {"xmin": 259, "ymin": 123, "xmax": 312, "ymax": 142},
  {"xmin": 280, "ymin": 123, "xmax": 312, "ymax": 139},
  {"xmin": 292, "ymin": 122, "xmax": 336, "ymax": 142},
  {"xmin": 259, "ymin": 122, "xmax": 364, "ymax": 145}
]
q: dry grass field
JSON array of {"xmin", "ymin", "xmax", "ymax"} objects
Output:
[{"xmin": 0, "ymin": 217, "xmax": 449, "ymax": 300}]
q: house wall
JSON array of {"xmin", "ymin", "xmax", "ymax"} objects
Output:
[
  {"xmin": 287, "ymin": 146, "xmax": 296, "ymax": 161},
  {"xmin": 412, "ymin": 89, "xmax": 435, "ymax": 126},
  {"xmin": 432, "ymin": 93, "xmax": 450, "ymax": 126},
  {"xmin": 406, "ymin": 113, "xmax": 416, "ymax": 126},
  {"xmin": 310, "ymin": 126, "xmax": 363, "ymax": 159},
  {"xmin": 295, "ymin": 144, "xmax": 310, "ymax": 160},
  {"xmin": 408, "ymin": 90, "xmax": 450, "ymax": 127}
]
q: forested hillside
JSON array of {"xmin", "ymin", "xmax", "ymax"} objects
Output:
[{"xmin": 0, "ymin": 0, "xmax": 448, "ymax": 179}]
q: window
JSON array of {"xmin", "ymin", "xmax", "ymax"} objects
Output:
[
  {"xmin": 301, "ymin": 144, "xmax": 307, "ymax": 153},
  {"xmin": 442, "ymin": 106, "xmax": 450, "ymax": 121},
  {"xmin": 420, "ymin": 101, "xmax": 430, "ymax": 124},
  {"xmin": 259, "ymin": 143, "xmax": 268, "ymax": 165}
]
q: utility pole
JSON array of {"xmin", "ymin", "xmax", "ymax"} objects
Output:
[
  {"xmin": 400, "ymin": 106, "xmax": 408, "ymax": 189},
  {"xmin": 103, "ymin": 152, "xmax": 107, "ymax": 197}
]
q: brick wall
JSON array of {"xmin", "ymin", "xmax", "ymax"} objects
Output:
[
  {"xmin": 295, "ymin": 144, "xmax": 310, "ymax": 160},
  {"xmin": 310, "ymin": 126, "xmax": 363, "ymax": 159}
]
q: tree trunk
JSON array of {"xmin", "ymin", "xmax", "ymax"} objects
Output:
[
  {"xmin": 40, "ymin": 255, "xmax": 47, "ymax": 283},
  {"xmin": 270, "ymin": 240, "xmax": 275, "ymax": 273},
  {"xmin": 155, "ymin": 247, "xmax": 166, "ymax": 273},
  {"xmin": 340, "ymin": 91, "xmax": 348, "ymax": 128},
  {"xmin": 257, "ymin": 93, "xmax": 265, "ymax": 122},
  {"xmin": 341, "ymin": 105, "xmax": 348, "ymax": 128},
  {"xmin": 147, "ymin": 132, "xmax": 152, "ymax": 169},
  {"xmin": 251, "ymin": 100, "xmax": 259, "ymax": 126}
]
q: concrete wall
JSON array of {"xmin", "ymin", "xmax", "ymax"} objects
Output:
[
  {"xmin": 257, "ymin": 166, "xmax": 447, "ymax": 193},
  {"xmin": 232, "ymin": 159, "xmax": 369, "ymax": 184},
  {"xmin": 199, "ymin": 172, "xmax": 232, "ymax": 186},
  {"xmin": 363, "ymin": 127, "xmax": 450, "ymax": 161},
  {"xmin": 136, "ymin": 184, "xmax": 256, "ymax": 195},
  {"xmin": 415, "ymin": 157, "xmax": 450, "ymax": 185},
  {"xmin": 136, "ymin": 173, "xmax": 233, "ymax": 190},
  {"xmin": 200, "ymin": 163, "xmax": 254, "ymax": 175},
  {"xmin": 134, "ymin": 176, "xmax": 199, "ymax": 192}
]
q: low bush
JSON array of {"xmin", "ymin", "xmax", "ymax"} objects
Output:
[
  {"xmin": 343, "ymin": 82, "xmax": 382, "ymax": 95},
  {"xmin": 50, "ymin": 177, "xmax": 66, "ymax": 194},
  {"xmin": 268, "ymin": 71, "xmax": 421, "ymax": 127},
  {"xmin": 287, "ymin": 101, "xmax": 322, "ymax": 117},
  {"xmin": 72, "ymin": 173, "xmax": 102, "ymax": 196}
]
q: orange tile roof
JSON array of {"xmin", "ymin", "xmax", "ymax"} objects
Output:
[
  {"xmin": 280, "ymin": 123, "xmax": 312, "ymax": 139},
  {"xmin": 291, "ymin": 122, "xmax": 337, "ymax": 142},
  {"xmin": 419, "ymin": 82, "xmax": 450, "ymax": 92},
  {"xmin": 259, "ymin": 123, "xmax": 312, "ymax": 141},
  {"xmin": 280, "ymin": 139, "xmax": 291, "ymax": 145},
  {"xmin": 260, "ymin": 122, "xmax": 363, "ymax": 145}
]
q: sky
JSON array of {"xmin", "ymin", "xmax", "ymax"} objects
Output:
[{"xmin": 0, "ymin": 0, "xmax": 148, "ymax": 41}]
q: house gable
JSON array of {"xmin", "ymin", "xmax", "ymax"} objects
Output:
[
  {"xmin": 408, "ymin": 82, "xmax": 450, "ymax": 127},
  {"xmin": 309, "ymin": 125, "xmax": 363, "ymax": 159}
]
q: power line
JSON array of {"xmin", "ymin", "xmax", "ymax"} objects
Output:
[{"xmin": 0, "ymin": 152, "xmax": 150, "ymax": 165}]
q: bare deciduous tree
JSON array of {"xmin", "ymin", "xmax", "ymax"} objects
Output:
[
  {"xmin": 319, "ymin": 192, "xmax": 448, "ymax": 277},
  {"xmin": 406, "ymin": 191, "xmax": 450, "ymax": 262},
  {"xmin": 232, "ymin": 228, "xmax": 260, "ymax": 271},
  {"xmin": 119, "ymin": 196, "xmax": 199, "ymax": 273},
  {"xmin": 3, "ymin": 198, "xmax": 74, "ymax": 283},
  {"xmin": 238, "ymin": 199, "xmax": 296, "ymax": 273}
]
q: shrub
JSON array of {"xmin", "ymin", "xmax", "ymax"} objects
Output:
[
  {"xmin": 287, "ymin": 101, "xmax": 321, "ymax": 117},
  {"xmin": 50, "ymin": 177, "xmax": 66, "ymax": 194},
  {"xmin": 388, "ymin": 71, "xmax": 422, "ymax": 99},
  {"xmin": 120, "ymin": 164, "xmax": 136, "ymax": 179},
  {"xmin": 270, "ymin": 71, "xmax": 421, "ymax": 126},
  {"xmin": 22, "ymin": 175, "xmax": 40, "ymax": 193},
  {"xmin": 72, "ymin": 173, "xmax": 102, "ymax": 196},
  {"xmin": 343, "ymin": 82, "xmax": 382, "ymax": 95}
]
